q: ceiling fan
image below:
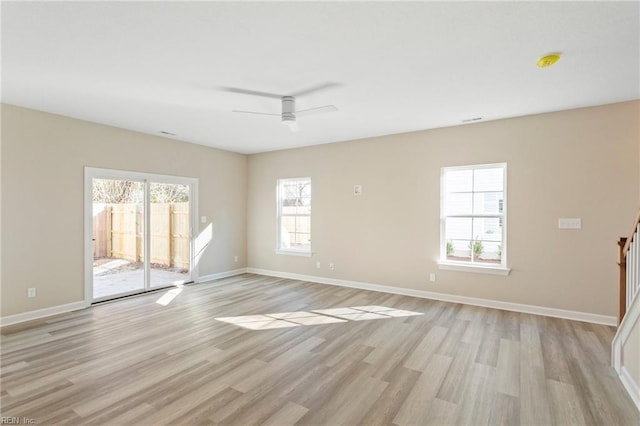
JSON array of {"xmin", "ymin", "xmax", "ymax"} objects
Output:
[{"xmin": 222, "ymin": 83, "xmax": 339, "ymax": 132}]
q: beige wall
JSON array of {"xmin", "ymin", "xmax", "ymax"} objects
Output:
[
  {"xmin": 248, "ymin": 101, "xmax": 640, "ymax": 317},
  {"xmin": 1, "ymin": 104, "xmax": 247, "ymax": 317}
]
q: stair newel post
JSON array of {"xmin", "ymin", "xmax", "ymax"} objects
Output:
[{"xmin": 618, "ymin": 237, "xmax": 627, "ymax": 326}]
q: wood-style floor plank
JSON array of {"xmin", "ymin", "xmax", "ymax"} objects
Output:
[
  {"xmin": 1, "ymin": 273, "xmax": 638, "ymax": 425},
  {"xmin": 393, "ymin": 353, "xmax": 453, "ymax": 426},
  {"xmin": 262, "ymin": 401, "xmax": 309, "ymax": 426}
]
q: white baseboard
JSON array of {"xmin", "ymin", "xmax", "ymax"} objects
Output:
[
  {"xmin": 246, "ymin": 268, "xmax": 617, "ymax": 326},
  {"xmin": 198, "ymin": 268, "xmax": 248, "ymax": 284},
  {"xmin": 620, "ymin": 366, "xmax": 640, "ymax": 411},
  {"xmin": 0, "ymin": 301, "xmax": 88, "ymax": 327}
]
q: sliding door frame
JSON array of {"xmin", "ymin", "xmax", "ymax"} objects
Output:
[{"xmin": 84, "ymin": 167, "xmax": 199, "ymax": 304}]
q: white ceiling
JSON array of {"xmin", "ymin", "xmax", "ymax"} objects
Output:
[{"xmin": 2, "ymin": 1, "xmax": 639, "ymax": 154}]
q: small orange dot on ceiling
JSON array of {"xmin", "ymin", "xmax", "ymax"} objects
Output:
[{"xmin": 537, "ymin": 53, "xmax": 561, "ymax": 68}]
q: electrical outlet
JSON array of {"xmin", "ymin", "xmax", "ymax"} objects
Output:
[
  {"xmin": 316, "ymin": 261, "xmax": 321, "ymax": 269},
  {"xmin": 329, "ymin": 263, "xmax": 335, "ymax": 271},
  {"xmin": 27, "ymin": 288, "xmax": 36, "ymax": 298},
  {"xmin": 429, "ymin": 273, "xmax": 436, "ymax": 282},
  {"xmin": 234, "ymin": 255, "xmax": 238, "ymax": 262}
]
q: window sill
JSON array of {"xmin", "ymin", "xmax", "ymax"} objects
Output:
[
  {"xmin": 275, "ymin": 249, "xmax": 312, "ymax": 258},
  {"xmin": 438, "ymin": 261, "xmax": 511, "ymax": 276}
]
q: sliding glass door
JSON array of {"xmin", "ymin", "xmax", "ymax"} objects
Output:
[
  {"xmin": 149, "ymin": 182, "xmax": 191, "ymax": 288},
  {"xmin": 92, "ymin": 178, "xmax": 146, "ymax": 299},
  {"xmin": 85, "ymin": 168, "xmax": 198, "ymax": 302}
]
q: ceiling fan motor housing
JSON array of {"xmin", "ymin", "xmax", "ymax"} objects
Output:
[{"xmin": 282, "ymin": 96, "xmax": 296, "ymax": 122}]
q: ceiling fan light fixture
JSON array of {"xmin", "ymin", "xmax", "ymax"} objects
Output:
[{"xmin": 282, "ymin": 116, "xmax": 299, "ymax": 132}]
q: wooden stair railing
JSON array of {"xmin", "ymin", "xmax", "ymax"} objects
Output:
[{"xmin": 618, "ymin": 209, "xmax": 640, "ymax": 325}]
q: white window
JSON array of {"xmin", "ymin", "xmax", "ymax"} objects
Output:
[
  {"xmin": 277, "ymin": 177, "xmax": 311, "ymax": 256},
  {"xmin": 440, "ymin": 163, "xmax": 508, "ymax": 273}
]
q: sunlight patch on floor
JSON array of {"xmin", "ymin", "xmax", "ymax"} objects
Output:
[
  {"xmin": 155, "ymin": 287, "xmax": 183, "ymax": 306},
  {"xmin": 215, "ymin": 305, "xmax": 423, "ymax": 330}
]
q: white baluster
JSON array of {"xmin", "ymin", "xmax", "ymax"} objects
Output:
[
  {"xmin": 628, "ymin": 241, "xmax": 633, "ymax": 310},
  {"xmin": 636, "ymin": 225, "xmax": 640, "ymax": 300},
  {"xmin": 633, "ymin": 236, "xmax": 637, "ymax": 305},
  {"xmin": 634, "ymin": 232, "xmax": 638, "ymax": 304}
]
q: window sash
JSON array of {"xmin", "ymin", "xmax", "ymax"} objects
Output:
[
  {"xmin": 441, "ymin": 164, "xmax": 506, "ymax": 267},
  {"xmin": 277, "ymin": 177, "xmax": 311, "ymax": 253}
]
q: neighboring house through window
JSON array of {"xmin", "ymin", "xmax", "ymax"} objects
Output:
[
  {"xmin": 277, "ymin": 177, "xmax": 311, "ymax": 255},
  {"xmin": 440, "ymin": 163, "xmax": 507, "ymax": 272}
]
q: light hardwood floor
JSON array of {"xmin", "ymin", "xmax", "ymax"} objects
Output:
[{"xmin": 1, "ymin": 274, "xmax": 638, "ymax": 425}]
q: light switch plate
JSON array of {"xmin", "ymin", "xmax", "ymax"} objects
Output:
[
  {"xmin": 558, "ymin": 218, "xmax": 581, "ymax": 229},
  {"xmin": 354, "ymin": 185, "xmax": 362, "ymax": 196}
]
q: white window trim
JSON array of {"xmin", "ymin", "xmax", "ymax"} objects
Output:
[
  {"xmin": 275, "ymin": 248, "xmax": 313, "ymax": 257},
  {"xmin": 438, "ymin": 260, "xmax": 511, "ymax": 276},
  {"xmin": 439, "ymin": 163, "xmax": 509, "ymax": 275},
  {"xmin": 276, "ymin": 177, "xmax": 312, "ymax": 256}
]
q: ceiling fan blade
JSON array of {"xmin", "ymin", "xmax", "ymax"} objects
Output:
[
  {"xmin": 232, "ymin": 110, "xmax": 280, "ymax": 116},
  {"xmin": 221, "ymin": 86, "xmax": 283, "ymax": 99},
  {"xmin": 291, "ymin": 82, "xmax": 340, "ymax": 97},
  {"xmin": 296, "ymin": 105, "xmax": 338, "ymax": 117}
]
